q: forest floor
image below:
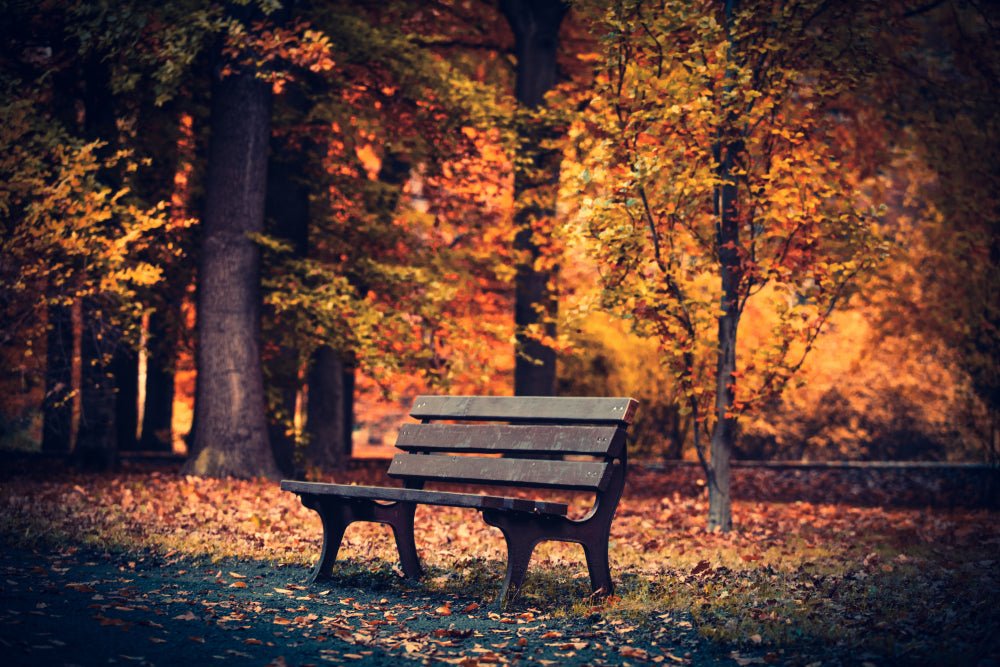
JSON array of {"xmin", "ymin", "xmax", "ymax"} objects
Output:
[{"xmin": 1, "ymin": 457, "xmax": 998, "ymax": 667}]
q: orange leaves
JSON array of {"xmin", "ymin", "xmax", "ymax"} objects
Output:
[
  {"xmin": 0, "ymin": 99, "xmax": 171, "ymax": 339},
  {"xmin": 5, "ymin": 458, "xmax": 1000, "ymax": 666},
  {"xmin": 221, "ymin": 18, "xmax": 336, "ymax": 91},
  {"xmin": 570, "ymin": 2, "xmax": 889, "ymax": 477},
  {"xmin": 690, "ymin": 559, "xmax": 713, "ymax": 576}
]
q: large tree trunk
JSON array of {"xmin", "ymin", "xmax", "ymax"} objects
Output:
[
  {"xmin": 500, "ymin": 0, "xmax": 568, "ymax": 397},
  {"xmin": 183, "ymin": 46, "xmax": 281, "ymax": 480}
]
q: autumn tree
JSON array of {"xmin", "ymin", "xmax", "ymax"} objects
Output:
[
  {"xmin": 182, "ymin": 2, "xmax": 287, "ymax": 479},
  {"xmin": 0, "ymin": 0, "xmax": 221, "ymax": 466},
  {"xmin": 0, "ymin": 92, "xmax": 169, "ymax": 459},
  {"xmin": 235, "ymin": 1, "xmax": 516, "ymax": 474},
  {"xmin": 867, "ymin": 1, "xmax": 1000, "ymax": 463},
  {"xmin": 568, "ymin": 0, "xmax": 886, "ymax": 530},
  {"xmin": 498, "ymin": 0, "xmax": 569, "ymax": 397},
  {"xmin": 0, "ymin": 0, "xmax": 183, "ymax": 462}
]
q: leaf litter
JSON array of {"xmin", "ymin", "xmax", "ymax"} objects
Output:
[{"xmin": 0, "ymin": 460, "xmax": 998, "ymax": 666}]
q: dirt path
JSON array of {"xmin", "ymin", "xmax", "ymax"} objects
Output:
[{"xmin": 0, "ymin": 546, "xmax": 752, "ymax": 667}]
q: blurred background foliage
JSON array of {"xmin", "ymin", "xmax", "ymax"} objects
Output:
[{"xmin": 1, "ymin": 0, "xmax": 997, "ymax": 467}]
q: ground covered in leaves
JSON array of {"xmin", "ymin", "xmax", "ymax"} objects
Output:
[{"xmin": 1, "ymin": 457, "xmax": 998, "ymax": 666}]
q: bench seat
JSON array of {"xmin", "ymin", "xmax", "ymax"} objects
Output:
[{"xmin": 280, "ymin": 480, "xmax": 569, "ymax": 515}]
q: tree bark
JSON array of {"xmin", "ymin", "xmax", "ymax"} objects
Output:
[
  {"xmin": 305, "ymin": 346, "xmax": 354, "ymax": 473},
  {"xmin": 705, "ymin": 0, "xmax": 742, "ymax": 532},
  {"xmin": 41, "ymin": 303, "xmax": 74, "ymax": 453},
  {"xmin": 73, "ymin": 57, "xmax": 121, "ymax": 469},
  {"xmin": 113, "ymin": 347, "xmax": 140, "ymax": 451},
  {"xmin": 138, "ymin": 309, "xmax": 175, "ymax": 452},
  {"xmin": 707, "ymin": 136, "xmax": 740, "ymax": 531},
  {"xmin": 264, "ymin": 102, "xmax": 311, "ymax": 476},
  {"xmin": 73, "ymin": 299, "xmax": 119, "ymax": 469},
  {"xmin": 183, "ymin": 48, "xmax": 281, "ymax": 479},
  {"xmin": 500, "ymin": 0, "xmax": 568, "ymax": 397}
]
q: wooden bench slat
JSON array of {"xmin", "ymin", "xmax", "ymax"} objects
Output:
[
  {"xmin": 410, "ymin": 395, "xmax": 638, "ymax": 425},
  {"xmin": 394, "ymin": 423, "xmax": 627, "ymax": 457},
  {"xmin": 279, "ymin": 480, "xmax": 568, "ymax": 515},
  {"xmin": 387, "ymin": 453, "xmax": 613, "ymax": 491}
]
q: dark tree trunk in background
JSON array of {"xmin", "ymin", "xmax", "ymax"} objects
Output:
[
  {"xmin": 41, "ymin": 304, "xmax": 74, "ymax": 453},
  {"xmin": 265, "ymin": 109, "xmax": 311, "ymax": 476},
  {"xmin": 299, "ymin": 150, "xmax": 408, "ymax": 473},
  {"xmin": 499, "ymin": 0, "xmax": 569, "ymax": 397},
  {"xmin": 74, "ymin": 300, "xmax": 119, "ymax": 469},
  {"xmin": 133, "ymin": 94, "xmax": 185, "ymax": 454},
  {"xmin": 73, "ymin": 57, "xmax": 120, "ymax": 469},
  {"xmin": 183, "ymin": 30, "xmax": 281, "ymax": 479},
  {"xmin": 113, "ymin": 347, "xmax": 139, "ymax": 451},
  {"xmin": 139, "ymin": 310, "xmax": 175, "ymax": 452},
  {"xmin": 305, "ymin": 347, "xmax": 354, "ymax": 472}
]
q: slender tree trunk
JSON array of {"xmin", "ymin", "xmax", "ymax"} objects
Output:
[
  {"xmin": 139, "ymin": 309, "xmax": 175, "ymax": 452},
  {"xmin": 114, "ymin": 347, "xmax": 139, "ymax": 451},
  {"xmin": 73, "ymin": 57, "xmax": 121, "ymax": 469},
  {"xmin": 707, "ymin": 136, "xmax": 741, "ymax": 531},
  {"xmin": 264, "ymin": 106, "xmax": 311, "ymax": 476},
  {"xmin": 705, "ymin": 0, "xmax": 743, "ymax": 532},
  {"xmin": 268, "ymin": 385, "xmax": 298, "ymax": 476},
  {"xmin": 305, "ymin": 347, "xmax": 354, "ymax": 473},
  {"xmin": 133, "ymin": 96, "xmax": 184, "ymax": 454},
  {"xmin": 183, "ymin": 44, "xmax": 281, "ymax": 480},
  {"xmin": 41, "ymin": 304, "xmax": 74, "ymax": 453},
  {"xmin": 74, "ymin": 299, "xmax": 119, "ymax": 469},
  {"xmin": 500, "ymin": 0, "xmax": 568, "ymax": 397}
]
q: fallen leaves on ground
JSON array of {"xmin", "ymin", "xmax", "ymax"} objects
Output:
[
  {"xmin": 1, "ymin": 460, "xmax": 998, "ymax": 665},
  {"xmin": 1, "ymin": 550, "xmax": 692, "ymax": 666}
]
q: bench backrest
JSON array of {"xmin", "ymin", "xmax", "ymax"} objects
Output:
[{"xmin": 387, "ymin": 396, "xmax": 638, "ymax": 493}]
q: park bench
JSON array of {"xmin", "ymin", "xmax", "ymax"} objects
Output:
[{"xmin": 280, "ymin": 395, "xmax": 638, "ymax": 606}]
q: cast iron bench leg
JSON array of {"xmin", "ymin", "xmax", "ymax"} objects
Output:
[
  {"xmin": 482, "ymin": 510, "xmax": 544, "ymax": 607},
  {"xmin": 483, "ymin": 509, "xmax": 617, "ymax": 607},
  {"xmin": 303, "ymin": 496, "xmax": 423, "ymax": 583},
  {"xmin": 307, "ymin": 497, "xmax": 351, "ymax": 583},
  {"xmin": 384, "ymin": 503, "xmax": 423, "ymax": 580},
  {"xmin": 582, "ymin": 541, "xmax": 613, "ymax": 598}
]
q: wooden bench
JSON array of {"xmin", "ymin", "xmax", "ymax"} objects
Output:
[{"xmin": 280, "ymin": 395, "xmax": 638, "ymax": 606}]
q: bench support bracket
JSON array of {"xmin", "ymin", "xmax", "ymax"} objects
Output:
[
  {"xmin": 481, "ymin": 460, "xmax": 624, "ymax": 608},
  {"xmin": 302, "ymin": 496, "xmax": 422, "ymax": 583}
]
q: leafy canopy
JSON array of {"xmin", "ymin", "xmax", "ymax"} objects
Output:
[{"xmin": 564, "ymin": 0, "xmax": 887, "ymax": 442}]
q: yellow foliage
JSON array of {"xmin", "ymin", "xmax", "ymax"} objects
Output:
[{"xmin": 741, "ymin": 307, "xmax": 982, "ymax": 461}]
